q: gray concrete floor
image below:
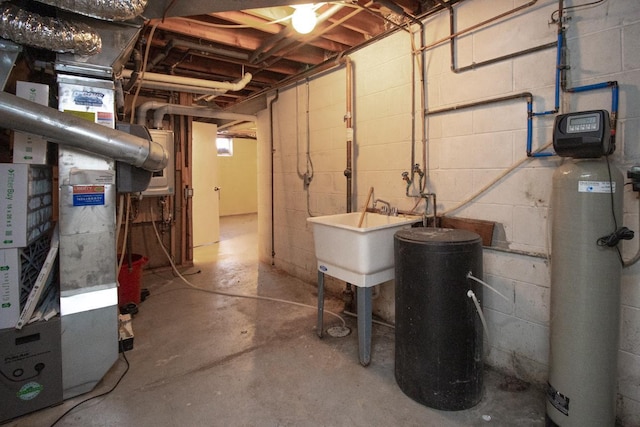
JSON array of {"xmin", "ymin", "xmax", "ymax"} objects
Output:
[{"xmin": 7, "ymin": 213, "xmax": 546, "ymax": 427}]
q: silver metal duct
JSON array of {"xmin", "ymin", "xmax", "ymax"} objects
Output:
[
  {"xmin": 0, "ymin": 40, "xmax": 21, "ymax": 91},
  {"xmin": 55, "ymin": 13, "xmax": 143, "ymax": 79},
  {"xmin": 141, "ymin": 0, "xmax": 313, "ymax": 18},
  {"xmin": 0, "ymin": 4, "xmax": 101, "ymax": 56},
  {"xmin": 34, "ymin": 0, "xmax": 148, "ymax": 21},
  {"xmin": 0, "ymin": 91, "xmax": 167, "ymax": 171}
]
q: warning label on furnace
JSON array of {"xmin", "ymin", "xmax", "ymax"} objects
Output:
[
  {"xmin": 73, "ymin": 185, "xmax": 105, "ymax": 206},
  {"xmin": 578, "ymin": 180, "xmax": 616, "ymax": 193}
]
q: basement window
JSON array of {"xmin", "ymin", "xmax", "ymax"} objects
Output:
[{"xmin": 216, "ymin": 137, "xmax": 233, "ymax": 156}]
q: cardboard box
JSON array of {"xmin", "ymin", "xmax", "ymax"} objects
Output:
[
  {"xmin": 12, "ymin": 132, "xmax": 48, "ymax": 164},
  {"xmin": 0, "ymin": 164, "xmax": 53, "ymax": 249},
  {"xmin": 0, "ymin": 164, "xmax": 28, "ymax": 250},
  {"xmin": 13, "ymin": 81, "xmax": 49, "ymax": 165},
  {"xmin": 16, "ymin": 81, "xmax": 49, "ymax": 106},
  {"xmin": 0, "ymin": 248, "xmax": 19, "ymax": 329},
  {"xmin": 118, "ymin": 313, "xmax": 134, "ymax": 352}
]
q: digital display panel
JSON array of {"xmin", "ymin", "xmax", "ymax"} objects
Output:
[{"xmin": 567, "ymin": 113, "xmax": 599, "ymax": 133}]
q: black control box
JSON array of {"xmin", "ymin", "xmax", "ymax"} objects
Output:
[{"xmin": 553, "ymin": 110, "xmax": 612, "ymax": 158}]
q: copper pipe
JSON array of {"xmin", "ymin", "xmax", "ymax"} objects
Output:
[
  {"xmin": 420, "ymin": 0, "xmax": 538, "ymax": 53},
  {"xmin": 343, "ymin": 56, "xmax": 353, "ymax": 213}
]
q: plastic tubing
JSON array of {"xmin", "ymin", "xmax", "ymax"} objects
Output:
[
  {"xmin": 467, "ymin": 290, "xmax": 490, "ymax": 341},
  {"xmin": 467, "ymin": 271, "xmax": 510, "ymax": 302},
  {"xmin": 149, "ymin": 207, "xmax": 347, "ymax": 328}
]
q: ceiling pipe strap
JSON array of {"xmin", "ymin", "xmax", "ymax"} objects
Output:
[{"xmin": 0, "ymin": 91, "xmax": 167, "ymax": 171}]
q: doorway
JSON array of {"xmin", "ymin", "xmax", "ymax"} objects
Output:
[{"xmin": 191, "ymin": 121, "xmax": 220, "ymax": 247}]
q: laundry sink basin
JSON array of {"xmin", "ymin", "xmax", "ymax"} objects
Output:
[{"xmin": 307, "ymin": 212, "xmax": 421, "ymax": 287}]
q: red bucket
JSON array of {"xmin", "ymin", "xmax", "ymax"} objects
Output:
[{"xmin": 117, "ymin": 254, "xmax": 148, "ymax": 307}]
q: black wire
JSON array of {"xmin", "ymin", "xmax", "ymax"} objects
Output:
[
  {"xmin": 49, "ymin": 341, "xmax": 130, "ymax": 427},
  {"xmin": 551, "ymin": 0, "xmax": 607, "ymax": 22},
  {"xmin": 597, "ymin": 155, "xmax": 633, "ymax": 265},
  {"xmin": 605, "ymin": 155, "xmax": 618, "ymax": 230},
  {"xmin": 597, "ymin": 227, "xmax": 634, "ymax": 248}
]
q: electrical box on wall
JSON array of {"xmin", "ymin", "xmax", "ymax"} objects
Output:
[{"xmin": 143, "ymin": 129, "xmax": 175, "ymax": 196}]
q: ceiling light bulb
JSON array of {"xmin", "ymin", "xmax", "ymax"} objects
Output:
[{"xmin": 291, "ymin": 5, "xmax": 317, "ymax": 34}]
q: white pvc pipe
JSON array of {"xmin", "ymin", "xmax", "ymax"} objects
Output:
[
  {"xmin": 466, "ymin": 271, "xmax": 510, "ymax": 302},
  {"xmin": 122, "ymin": 69, "xmax": 252, "ymax": 92},
  {"xmin": 130, "ymin": 80, "xmax": 230, "ymax": 97},
  {"xmin": 137, "ymin": 101, "xmax": 171, "ymax": 126},
  {"xmin": 152, "ymin": 104, "xmax": 256, "ymax": 129}
]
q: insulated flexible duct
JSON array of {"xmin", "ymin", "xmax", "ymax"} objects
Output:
[
  {"xmin": 34, "ymin": 0, "xmax": 147, "ymax": 21},
  {"xmin": 0, "ymin": 4, "xmax": 101, "ymax": 55}
]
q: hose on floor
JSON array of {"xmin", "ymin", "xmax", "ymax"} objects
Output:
[
  {"xmin": 49, "ymin": 342, "xmax": 130, "ymax": 427},
  {"xmin": 150, "ymin": 209, "xmax": 346, "ymax": 328}
]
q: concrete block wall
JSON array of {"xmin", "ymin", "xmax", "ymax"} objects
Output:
[{"xmin": 257, "ymin": 0, "xmax": 640, "ymax": 423}]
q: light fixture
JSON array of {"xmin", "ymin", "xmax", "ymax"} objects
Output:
[{"xmin": 291, "ymin": 4, "xmax": 317, "ymax": 34}]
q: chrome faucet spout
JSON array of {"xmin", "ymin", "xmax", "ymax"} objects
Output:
[{"xmin": 373, "ymin": 199, "xmax": 392, "ymax": 215}]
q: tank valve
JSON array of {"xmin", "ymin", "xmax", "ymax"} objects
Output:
[{"xmin": 402, "ymin": 171, "xmax": 411, "ymax": 183}]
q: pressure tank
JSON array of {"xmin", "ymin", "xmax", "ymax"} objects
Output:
[
  {"xmin": 547, "ymin": 158, "xmax": 623, "ymax": 426},
  {"xmin": 394, "ymin": 228, "xmax": 483, "ymax": 410}
]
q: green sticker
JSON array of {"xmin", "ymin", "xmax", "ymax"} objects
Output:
[{"xmin": 17, "ymin": 382, "xmax": 44, "ymax": 400}]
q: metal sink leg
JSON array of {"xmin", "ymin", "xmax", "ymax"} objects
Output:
[
  {"xmin": 317, "ymin": 270, "xmax": 324, "ymax": 338},
  {"xmin": 357, "ymin": 287, "xmax": 372, "ymax": 366}
]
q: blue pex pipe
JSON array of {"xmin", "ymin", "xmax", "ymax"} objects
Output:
[
  {"xmin": 529, "ymin": 28, "xmax": 619, "ymax": 157},
  {"xmin": 612, "ymin": 83, "xmax": 619, "ymax": 114},
  {"xmin": 567, "ymin": 81, "xmax": 611, "ymax": 93},
  {"xmin": 527, "ymin": 99, "xmax": 555, "ymax": 157}
]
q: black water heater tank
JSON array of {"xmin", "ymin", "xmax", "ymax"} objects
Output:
[{"xmin": 394, "ymin": 227, "xmax": 483, "ymax": 411}]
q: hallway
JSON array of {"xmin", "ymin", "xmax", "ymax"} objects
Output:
[{"xmin": 7, "ymin": 214, "xmax": 546, "ymax": 426}]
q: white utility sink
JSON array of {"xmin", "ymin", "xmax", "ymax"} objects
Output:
[{"xmin": 307, "ymin": 212, "xmax": 421, "ymax": 287}]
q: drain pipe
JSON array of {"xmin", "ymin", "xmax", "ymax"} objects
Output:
[
  {"xmin": 269, "ymin": 90, "xmax": 279, "ymax": 265},
  {"xmin": 137, "ymin": 100, "xmax": 170, "ymax": 126},
  {"xmin": 343, "ymin": 56, "xmax": 354, "ymax": 214},
  {"xmin": 341, "ymin": 55, "xmax": 356, "ymax": 310},
  {"xmin": 0, "ymin": 91, "xmax": 167, "ymax": 171},
  {"xmin": 151, "ymin": 104, "xmax": 255, "ymax": 129},
  {"xmin": 130, "ymin": 80, "xmax": 231, "ymax": 97},
  {"xmin": 122, "ymin": 70, "xmax": 252, "ymax": 92}
]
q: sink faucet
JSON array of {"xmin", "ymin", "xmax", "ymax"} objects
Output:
[{"xmin": 373, "ymin": 199, "xmax": 394, "ymax": 216}]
